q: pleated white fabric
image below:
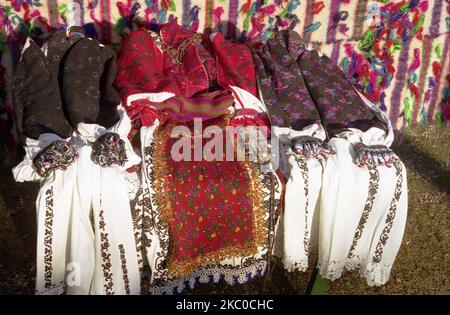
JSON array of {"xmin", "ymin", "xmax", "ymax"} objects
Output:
[
  {"xmin": 13, "ymin": 134, "xmax": 76, "ymax": 294},
  {"xmin": 272, "ymin": 124, "xmax": 325, "ymax": 272},
  {"xmin": 12, "ymin": 106, "xmax": 142, "ymax": 294},
  {"xmin": 275, "ymin": 94, "xmax": 408, "ymax": 286},
  {"xmin": 318, "ymin": 137, "xmax": 407, "ymax": 286},
  {"xmin": 314, "ymin": 93, "xmax": 408, "ymax": 286}
]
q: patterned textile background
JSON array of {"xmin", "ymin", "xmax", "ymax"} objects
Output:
[{"xmin": 0, "ymin": 0, "xmax": 449, "ymax": 163}]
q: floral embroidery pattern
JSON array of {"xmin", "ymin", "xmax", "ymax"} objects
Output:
[
  {"xmin": 348, "ymin": 166, "xmax": 380, "ymax": 260},
  {"xmin": 144, "ymin": 143, "xmax": 171, "ymax": 290},
  {"xmin": 151, "ymin": 116, "xmax": 267, "ymax": 278},
  {"xmin": 253, "ymin": 31, "xmax": 321, "ymax": 130},
  {"xmin": 92, "ymin": 132, "xmax": 127, "ymax": 167},
  {"xmin": 255, "ymin": 30, "xmax": 386, "ymax": 135},
  {"xmin": 298, "ymin": 48, "xmax": 385, "ymax": 135},
  {"xmin": 373, "ymin": 162, "xmax": 404, "ymax": 263},
  {"xmin": 99, "ymin": 210, "xmax": 114, "ymax": 295},
  {"xmin": 146, "ymin": 151, "xmax": 281, "ymax": 294},
  {"xmin": 44, "ymin": 187, "xmax": 54, "ymax": 289},
  {"xmin": 131, "ymin": 186, "xmax": 152, "ymax": 276},
  {"xmin": 118, "ymin": 244, "xmax": 130, "ymax": 295},
  {"xmin": 295, "ymin": 158, "xmax": 311, "ymax": 256},
  {"xmin": 33, "ymin": 140, "xmax": 78, "ymax": 177}
]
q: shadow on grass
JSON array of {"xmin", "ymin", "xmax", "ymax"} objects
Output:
[{"xmin": 393, "ymin": 138, "xmax": 450, "ymax": 196}]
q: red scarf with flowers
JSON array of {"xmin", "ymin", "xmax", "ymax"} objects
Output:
[
  {"xmin": 114, "ymin": 18, "xmax": 257, "ymax": 127},
  {"xmin": 151, "ymin": 115, "xmax": 267, "ymax": 277}
]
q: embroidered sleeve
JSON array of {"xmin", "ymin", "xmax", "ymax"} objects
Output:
[
  {"xmin": 252, "ymin": 36, "xmax": 321, "ymax": 130},
  {"xmin": 92, "ymin": 132, "xmax": 128, "ymax": 167},
  {"xmin": 273, "ymin": 124, "xmax": 334, "ymax": 162},
  {"xmin": 334, "ymin": 126, "xmax": 398, "ymax": 167},
  {"xmin": 33, "ymin": 140, "xmax": 78, "ymax": 177},
  {"xmin": 114, "ymin": 30, "xmax": 179, "ymax": 106},
  {"xmin": 297, "ymin": 49, "xmax": 387, "ymax": 137},
  {"xmin": 211, "ymin": 32, "xmax": 257, "ymax": 97},
  {"xmin": 353, "ymin": 142, "xmax": 399, "ymax": 167}
]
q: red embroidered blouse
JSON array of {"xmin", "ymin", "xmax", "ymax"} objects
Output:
[{"xmin": 114, "ymin": 19, "xmax": 257, "ymax": 125}]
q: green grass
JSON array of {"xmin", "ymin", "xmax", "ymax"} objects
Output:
[{"xmin": 0, "ymin": 124, "xmax": 449, "ymax": 294}]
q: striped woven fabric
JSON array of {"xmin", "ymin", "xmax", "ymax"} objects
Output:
[
  {"xmin": 140, "ymin": 90, "xmax": 235, "ymax": 122},
  {"xmin": 0, "ymin": 1, "xmax": 449, "ymax": 162}
]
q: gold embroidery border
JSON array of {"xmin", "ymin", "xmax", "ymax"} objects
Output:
[{"xmin": 152, "ymin": 120, "xmax": 268, "ymax": 278}]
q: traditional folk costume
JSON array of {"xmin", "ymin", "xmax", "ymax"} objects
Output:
[
  {"xmin": 12, "ymin": 27, "xmax": 140, "ymax": 294},
  {"xmin": 114, "ymin": 19, "xmax": 282, "ymax": 294},
  {"xmin": 253, "ymin": 30, "xmax": 408, "ymax": 286}
]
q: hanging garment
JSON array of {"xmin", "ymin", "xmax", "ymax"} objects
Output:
[
  {"xmin": 67, "ymin": 106, "xmax": 141, "ymax": 294},
  {"xmin": 254, "ymin": 30, "xmax": 407, "ymax": 285},
  {"xmin": 115, "ymin": 19, "xmax": 281, "ymax": 294},
  {"xmin": 253, "ymin": 31, "xmax": 333, "ymax": 273},
  {"xmin": 114, "ymin": 20, "xmax": 261, "ymax": 125},
  {"xmin": 60, "ymin": 33, "xmax": 120, "ymax": 129},
  {"xmin": 12, "ymin": 28, "xmax": 140, "ymax": 294},
  {"xmin": 13, "ymin": 29, "xmax": 81, "ymax": 141},
  {"xmin": 13, "ymin": 134, "xmax": 77, "ymax": 294},
  {"xmin": 270, "ymin": 124, "xmax": 327, "ymax": 273},
  {"xmin": 317, "ymin": 93, "xmax": 407, "ymax": 286}
]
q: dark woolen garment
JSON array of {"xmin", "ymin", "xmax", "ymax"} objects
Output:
[
  {"xmin": 62, "ymin": 36, "xmax": 120, "ymax": 129},
  {"xmin": 253, "ymin": 31, "xmax": 322, "ymax": 130},
  {"xmin": 254, "ymin": 30, "xmax": 387, "ymax": 136},
  {"xmin": 13, "ymin": 26, "xmax": 119, "ymax": 142},
  {"xmin": 13, "ymin": 30, "xmax": 78, "ymax": 141}
]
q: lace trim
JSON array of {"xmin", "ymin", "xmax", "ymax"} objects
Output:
[
  {"xmin": 317, "ymin": 258, "xmax": 393, "ymax": 286},
  {"xmin": 149, "ymin": 260, "xmax": 267, "ymax": 295},
  {"xmin": 123, "ymin": 171, "xmax": 142, "ymax": 200},
  {"xmin": 35, "ymin": 282, "xmax": 65, "ymax": 295},
  {"xmin": 282, "ymin": 257, "xmax": 309, "ymax": 273}
]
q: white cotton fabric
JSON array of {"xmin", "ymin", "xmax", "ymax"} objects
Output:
[
  {"xmin": 312, "ymin": 93, "xmax": 407, "ymax": 285},
  {"xmin": 13, "ymin": 133, "xmax": 76, "ymax": 294},
  {"xmin": 12, "ymin": 106, "xmax": 141, "ymax": 295},
  {"xmin": 317, "ymin": 137, "xmax": 408, "ymax": 286},
  {"xmin": 271, "ymin": 124, "xmax": 325, "ymax": 272},
  {"xmin": 336, "ymin": 127, "xmax": 392, "ymax": 147},
  {"xmin": 230, "ymin": 85, "xmax": 267, "ymax": 112},
  {"xmin": 267, "ymin": 86, "xmax": 408, "ymax": 285}
]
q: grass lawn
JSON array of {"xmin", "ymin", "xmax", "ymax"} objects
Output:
[{"xmin": 0, "ymin": 124, "xmax": 448, "ymax": 294}]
